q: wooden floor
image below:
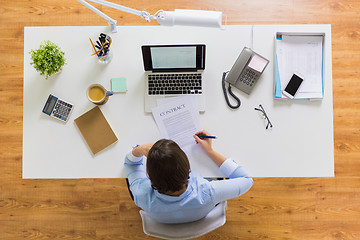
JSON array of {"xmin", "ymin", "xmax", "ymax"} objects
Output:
[{"xmin": 1, "ymin": 0, "xmax": 359, "ymax": 239}]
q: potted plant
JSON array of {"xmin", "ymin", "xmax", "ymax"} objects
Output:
[{"xmin": 29, "ymin": 40, "xmax": 66, "ymax": 79}]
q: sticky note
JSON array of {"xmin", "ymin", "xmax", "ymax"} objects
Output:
[{"xmin": 111, "ymin": 78, "xmax": 127, "ymax": 93}]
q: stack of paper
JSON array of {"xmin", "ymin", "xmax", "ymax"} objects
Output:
[
  {"xmin": 275, "ymin": 33, "xmax": 324, "ymax": 99},
  {"xmin": 151, "ymin": 96, "xmax": 202, "ymax": 156}
]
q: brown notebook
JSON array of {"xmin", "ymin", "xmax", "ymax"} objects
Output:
[{"xmin": 74, "ymin": 106, "xmax": 118, "ymax": 155}]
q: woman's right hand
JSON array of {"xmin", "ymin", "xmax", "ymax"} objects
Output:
[
  {"xmin": 194, "ymin": 130, "xmax": 227, "ymax": 167},
  {"xmin": 193, "ymin": 130, "xmax": 213, "ymax": 154}
]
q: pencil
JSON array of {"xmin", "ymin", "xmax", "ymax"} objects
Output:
[
  {"xmin": 91, "ymin": 49, "xmax": 101, "ymax": 56},
  {"xmin": 89, "ymin": 38, "xmax": 96, "ymax": 53}
]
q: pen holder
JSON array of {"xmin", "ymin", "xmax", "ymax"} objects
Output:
[
  {"xmin": 90, "ymin": 33, "xmax": 112, "ymax": 64},
  {"xmin": 98, "ymin": 49, "xmax": 112, "ymax": 64}
]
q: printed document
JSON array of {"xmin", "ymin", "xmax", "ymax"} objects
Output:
[
  {"xmin": 152, "ymin": 96, "xmax": 202, "ymax": 156},
  {"xmin": 276, "ymin": 35, "xmax": 323, "ymax": 98}
]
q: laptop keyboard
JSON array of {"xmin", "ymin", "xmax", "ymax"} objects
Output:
[{"xmin": 148, "ymin": 73, "xmax": 202, "ymax": 95}]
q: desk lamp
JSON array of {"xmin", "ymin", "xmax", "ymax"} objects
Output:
[{"xmin": 77, "ymin": 0, "xmax": 226, "ymax": 33}]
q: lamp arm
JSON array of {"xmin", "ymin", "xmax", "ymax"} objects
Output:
[
  {"xmin": 87, "ymin": 0, "xmax": 153, "ymax": 20},
  {"xmin": 77, "ymin": 0, "xmax": 118, "ymax": 32},
  {"xmin": 78, "ymin": 0, "xmax": 154, "ymax": 22}
]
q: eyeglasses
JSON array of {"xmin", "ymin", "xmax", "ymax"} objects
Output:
[{"xmin": 254, "ymin": 104, "xmax": 273, "ymax": 129}]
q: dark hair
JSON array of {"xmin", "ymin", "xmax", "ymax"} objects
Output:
[{"xmin": 147, "ymin": 139, "xmax": 190, "ymax": 194}]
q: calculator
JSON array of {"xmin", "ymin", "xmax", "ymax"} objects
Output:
[{"xmin": 42, "ymin": 94, "xmax": 74, "ymax": 122}]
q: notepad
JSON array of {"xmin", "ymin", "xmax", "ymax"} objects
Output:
[
  {"xmin": 74, "ymin": 106, "xmax": 118, "ymax": 155},
  {"xmin": 111, "ymin": 78, "xmax": 127, "ymax": 93}
]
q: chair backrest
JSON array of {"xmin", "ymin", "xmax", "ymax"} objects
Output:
[{"xmin": 139, "ymin": 201, "xmax": 227, "ymax": 240}]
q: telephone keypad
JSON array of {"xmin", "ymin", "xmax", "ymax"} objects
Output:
[{"xmin": 239, "ymin": 68, "xmax": 259, "ymax": 87}]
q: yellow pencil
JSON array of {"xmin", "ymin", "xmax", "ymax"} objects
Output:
[
  {"xmin": 89, "ymin": 38, "xmax": 96, "ymax": 52},
  {"xmin": 91, "ymin": 49, "xmax": 101, "ymax": 56}
]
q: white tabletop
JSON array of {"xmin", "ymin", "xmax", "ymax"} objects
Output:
[{"xmin": 23, "ymin": 25, "xmax": 333, "ymax": 178}]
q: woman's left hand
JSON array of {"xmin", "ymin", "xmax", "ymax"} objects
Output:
[{"xmin": 132, "ymin": 143, "xmax": 154, "ymax": 157}]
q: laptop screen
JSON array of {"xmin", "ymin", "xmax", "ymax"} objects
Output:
[
  {"xmin": 142, "ymin": 44, "xmax": 205, "ymax": 72},
  {"xmin": 151, "ymin": 46, "xmax": 196, "ymax": 69}
]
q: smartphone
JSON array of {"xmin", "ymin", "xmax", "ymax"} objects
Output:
[{"xmin": 283, "ymin": 72, "xmax": 304, "ymax": 99}]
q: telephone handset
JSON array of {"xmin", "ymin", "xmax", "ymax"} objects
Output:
[{"xmin": 222, "ymin": 47, "xmax": 269, "ymax": 109}]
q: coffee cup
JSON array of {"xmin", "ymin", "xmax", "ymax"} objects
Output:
[{"xmin": 87, "ymin": 84, "xmax": 113, "ymax": 105}]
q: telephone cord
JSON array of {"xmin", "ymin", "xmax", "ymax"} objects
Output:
[{"xmin": 222, "ymin": 71, "xmax": 241, "ymax": 109}]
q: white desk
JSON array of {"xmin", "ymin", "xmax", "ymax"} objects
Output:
[{"xmin": 23, "ymin": 25, "xmax": 333, "ymax": 178}]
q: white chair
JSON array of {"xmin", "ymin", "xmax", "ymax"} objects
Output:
[{"xmin": 139, "ymin": 201, "xmax": 227, "ymax": 240}]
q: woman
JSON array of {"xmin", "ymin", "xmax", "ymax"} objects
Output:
[{"xmin": 124, "ymin": 130, "xmax": 253, "ymax": 224}]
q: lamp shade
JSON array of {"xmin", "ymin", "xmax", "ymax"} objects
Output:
[{"xmin": 156, "ymin": 9, "xmax": 224, "ymax": 28}]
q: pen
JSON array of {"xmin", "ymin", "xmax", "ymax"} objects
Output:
[
  {"xmin": 196, "ymin": 135, "xmax": 217, "ymax": 139},
  {"xmin": 96, "ymin": 41, "xmax": 102, "ymax": 49}
]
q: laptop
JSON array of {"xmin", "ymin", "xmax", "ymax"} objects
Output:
[{"xmin": 141, "ymin": 44, "xmax": 206, "ymax": 112}]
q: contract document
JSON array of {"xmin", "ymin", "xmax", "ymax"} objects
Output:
[{"xmin": 152, "ymin": 96, "xmax": 202, "ymax": 156}]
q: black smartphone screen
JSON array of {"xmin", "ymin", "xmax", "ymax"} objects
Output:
[{"xmin": 284, "ymin": 74, "xmax": 304, "ymax": 96}]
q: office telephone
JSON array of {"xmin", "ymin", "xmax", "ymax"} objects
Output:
[{"xmin": 222, "ymin": 47, "xmax": 269, "ymax": 109}]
